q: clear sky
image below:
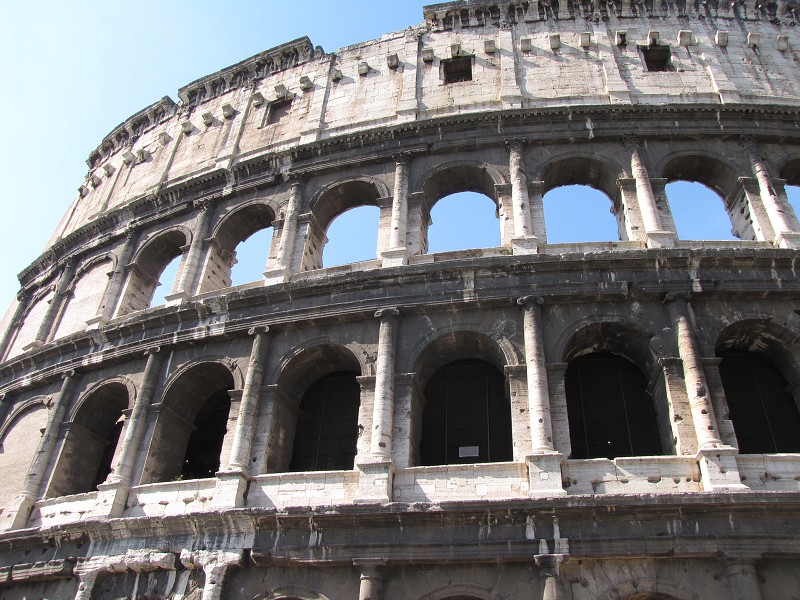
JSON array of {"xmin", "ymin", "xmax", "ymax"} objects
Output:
[{"xmin": 1, "ymin": 1, "xmax": 797, "ymax": 311}]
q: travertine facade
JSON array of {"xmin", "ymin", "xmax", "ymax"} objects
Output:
[{"xmin": 1, "ymin": 1, "xmax": 800, "ymax": 598}]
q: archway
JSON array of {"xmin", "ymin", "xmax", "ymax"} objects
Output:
[
  {"xmin": 427, "ymin": 192, "xmax": 500, "ymax": 253},
  {"xmin": 323, "ymin": 205, "xmax": 380, "ymax": 267},
  {"xmin": 543, "ymin": 184, "xmax": 619, "ymax": 243},
  {"xmin": 665, "ymin": 181, "xmax": 738, "ymax": 240}
]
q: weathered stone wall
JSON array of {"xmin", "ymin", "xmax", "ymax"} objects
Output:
[{"xmin": 0, "ymin": 1, "xmax": 799, "ymax": 598}]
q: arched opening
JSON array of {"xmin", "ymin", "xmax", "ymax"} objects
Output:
[
  {"xmin": 420, "ymin": 359, "xmax": 511, "ymax": 466},
  {"xmin": 565, "ymin": 353, "xmax": 662, "ymax": 459},
  {"xmin": 662, "ymin": 155, "xmax": 748, "ymax": 240},
  {"xmin": 307, "ymin": 180, "xmax": 383, "ymax": 271},
  {"xmin": 46, "ymin": 382, "xmax": 128, "ymax": 497},
  {"xmin": 542, "ymin": 185, "xmax": 619, "ymax": 243},
  {"xmin": 427, "ymin": 192, "xmax": 500, "ymax": 253},
  {"xmin": 541, "ymin": 156, "xmax": 624, "ymax": 243},
  {"xmin": 142, "ymin": 362, "xmax": 234, "ymax": 483},
  {"xmin": 276, "ymin": 345, "xmax": 363, "ymax": 473},
  {"xmin": 780, "ymin": 158, "xmax": 800, "ymax": 226},
  {"xmin": 665, "ymin": 181, "xmax": 737, "ymax": 240},
  {"xmin": 323, "ymin": 205, "xmax": 380, "ymax": 267},
  {"xmin": 288, "ymin": 371, "xmax": 361, "ymax": 471},
  {"xmin": 0, "ymin": 402, "xmax": 48, "ymax": 507},
  {"xmin": 150, "ymin": 254, "xmax": 182, "ymax": 307},
  {"xmin": 118, "ymin": 229, "xmax": 187, "ymax": 315},
  {"xmin": 53, "ymin": 259, "xmax": 112, "ymax": 339},
  {"xmin": 420, "ymin": 164, "xmax": 502, "ymax": 255},
  {"xmin": 201, "ymin": 203, "xmax": 275, "ymax": 292}
]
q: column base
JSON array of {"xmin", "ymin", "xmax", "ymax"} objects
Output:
[
  {"xmin": 511, "ymin": 236, "xmax": 540, "ymax": 255},
  {"xmin": 526, "ymin": 452, "xmax": 567, "ymax": 496},
  {"xmin": 0, "ymin": 493, "xmax": 35, "ymax": 531},
  {"xmin": 21, "ymin": 340, "xmax": 44, "ymax": 353},
  {"xmin": 212, "ymin": 470, "xmax": 250, "ymax": 508},
  {"xmin": 85, "ymin": 315, "xmax": 109, "ymax": 331},
  {"xmin": 380, "ymin": 247, "xmax": 409, "ymax": 268},
  {"xmin": 354, "ymin": 460, "xmax": 395, "ymax": 504},
  {"xmin": 775, "ymin": 231, "xmax": 800, "ymax": 249},
  {"xmin": 263, "ymin": 267, "xmax": 290, "ymax": 286},
  {"xmin": 85, "ymin": 481, "xmax": 130, "ymax": 519},
  {"xmin": 645, "ymin": 230, "xmax": 676, "ymax": 249},
  {"xmin": 164, "ymin": 291, "xmax": 190, "ymax": 306},
  {"xmin": 696, "ymin": 446, "xmax": 748, "ymax": 492}
]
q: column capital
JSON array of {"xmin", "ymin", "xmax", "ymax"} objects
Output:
[
  {"xmin": 534, "ymin": 552, "xmax": 567, "ymax": 574},
  {"xmin": 286, "ymin": 172, "xmax": 307, "ymax": 187},
  {"xmin": 143, "ymin": 345, "xmax": 167, "ymax": 357},
  {"xmin": 248, "ymin": 325, "xmax": 270, "ymax": 336},
  {"xmin": 374, "ymin": 307, "xmax": 401, "ymax": 320},
  {"xmin": 61, "ymin": 369, "xmax": 81, "ymax": 381},
  {"xmin": 505, "ymin": 137, "xmax": 528, "ymax": 151},
  {"xmin": 517, "ymin": 295, "xmax": 544, "ymax": 307},
  {"xmin": 738, "ymin": 134, "xmax": 757, "ymax": 151},
  {"xmin": 192, "ymin": 196, "xmax": 216, "ymax": 212},
  {"xmin": 392, "ymin": 152, "xmax": 411, "ymax": 166},
  {"xmin": 620, "ymin": 134, "xmax": 642, "ymax": 150},
  {"xmin": 662, "ymin": 290, "xmax": 691, "ymax": 304}
]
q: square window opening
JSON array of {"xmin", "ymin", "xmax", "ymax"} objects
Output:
[
  {"xmin": 266, "ymin": 99, "xmax": 292, "ymax": 125},
  {"xmin": 639, "ymin": 45, "xmax": 673, "ymax": 72},
  {"xmin": 443, "ymin": 55, "xmax": 473, "ymax": 84}
]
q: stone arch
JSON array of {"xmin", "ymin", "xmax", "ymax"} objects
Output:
[
  {"xmin": 68, "ymin": 376, "xmax": 136, "ymax": 422},
  {"xmin": 141, "ymin": 358, "xmax": 238, "ymax": 483},
  {"xmin": 260, "ymin": 587, "xmax": 332, "ymax": 600},
  {"xmin": 274, "ymin": 343, "xmax": 364, "ymax": 472},
  {"xmin": 0, "ymin": 397, "xmax": 48, "ymax": 509},
  {"xmin": 304, "ymin": 177, "xmax": 389, "ymax": 270},
  {"xmin": 659, "ymin": 151, "xmax": 741, "ymax": 201},
  {"xmin": 559, "ymin": 319, "xmax": 668, "ymax": 459},
  {"xmin": 200, "ymin": 200, "xmax": 277, "ymax": 292},
  {"xmin": 779, "ymin": 157, "xmax": 800, "ymax": 185},
  {"xmin": 117, "ymin": 226, "xmax": 191, "ymax": 316},
  {"xmin": 538, "ymin": 151, "xmax": 625, "ymax": 201},
  {"xmin": 275, "ymin": 340, "xmax": 368, "ymax": 398},
  {"xmin": 417, "ymin": 583, "xmax": 498, "ymax": 600},
  {"xmin": 714, "ymin": 318, "xmax": 800, "ymax": 383},
  {"xmin": 46, "ymin": 380, "xmax": 130, "ymax": 497},
  {"xmin": 53, "ymin": 254, "xmax": 115, "ymax": 339},
  {"xmin": 5, "ymin": 286, "xmax": 56, "ymax": 359},
  {"xmin": 408, "ymin": 329, "xmax": 515, "ymax": 467},
  {"xmin": 596, "ymin": 578, "xmax": 697, "ymax": 600}
]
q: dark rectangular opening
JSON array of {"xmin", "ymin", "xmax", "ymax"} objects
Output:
[
  {"xmin": 640, "ymin": 45, "xmax": 673, "ymax": 72},
  {"xmin": 443, "ymin": 55, "xmax": 473, "ymax": 84}
]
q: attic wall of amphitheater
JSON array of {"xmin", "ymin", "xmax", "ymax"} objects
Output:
[{"xmin": 2, "ymin": 1, "xmax": 800, "ymax": 598}]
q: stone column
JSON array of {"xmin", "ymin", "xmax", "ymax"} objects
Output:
[
  {"xmin": 518, "ymin": 297, "xmax": 565, "ymax": 496},
  {"xmin": 89, "ymin": 226, "xmax": 139, "ymax": 327},
  {"xmin": 508, "ymin": 140, "xmax": 538, "ymax": 254},
  {"xmin": 369, "ymin": 308, "xmax": 401, "ymax": 461},
  {"xmin": 664, "ymin": 293, "xmax": 746, "ymax": 491},
  {"xmin": 26, "ymin": 261, "xmax": 76, "ymax": 350},
  {"xmin": 382, "ymin": 155, "xmax": 411, "ymax": 267},
  {"xmin": 741, "ymin": 137, "xmax": 799, "ymax": 248},
  {"xmin": 2, "ymin": 370, "xmax": 81, "ymax": 530},
  {"xmin": 168, "ymin": 198, "xmax": 214, "ymax": 303},
  {"xmin": 226, "ymin": 326, "xmax": 270, "ymax": 473},
  {"xmin": 725, "ymin": 556, "xmax": 763, "ymax": 600},
  {"xmin": 518, "ymin": 296, "xmax": 554, "ymax": 453},
  {"xmin": 355, "ymin": 559, "xmax": 387, "ymax": 600},
  {"xmin": 528, "ymin": 180, "xmax": 547, "ymax": 244},
  {"xmin": 625, "ymin": 137, "xmax": 673, "ymax": 248},
  {"xmin": 107, "ymin": 347, "xmax": 167, "ymax": 488},
  {"xmin": 265, "ymin": 176, "xmax": 304, "ymax": 284},
  {"xmin": 535, "ymin": 554, "xmax": 568, "ymax": 600},
  {"xmin": 181, "ymin": 550, "xmax": 242, "ymax": 600}
]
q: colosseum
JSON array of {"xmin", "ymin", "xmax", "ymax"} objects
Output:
[{"xmin": 1, "ymin": 0, "xmax": 800, "ymax": 598}]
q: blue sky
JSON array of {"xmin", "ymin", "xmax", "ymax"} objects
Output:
[{"xmin": 1, "ymin": 2, "xmax": 797, "ymax": 310}]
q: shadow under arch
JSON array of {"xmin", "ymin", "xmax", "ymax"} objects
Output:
[
  {"xmin": 660, "ymin": 152, "xmax": 740, "ymax": 202},
  {"xmin": 47, "ymin": 380, "xmax": 130, "ymax": 497},
  {"xmin": 779, "ymin": 156, "xmax": 800, "ymax": 185},
  {"xmin": 560, "ymin": 319, "xmax": 658, "ymax": 375},
  {"xmin": 420, "ymin": 161, "xmax": 504, "ymax": 207},
  {"xmin": 200, "ymin": 201, "xmax": 276, "ymax": 292},
  {"xmin": 596, "ymin": 578, "xmax": 697, "ymax": 600},
  {"xmin": 417, "ymin": 582, "xmax": 496, "ymax": 600},
  {"xmin": 141, "ymin": 360, "xmax": 236, "ymax": 483},
  {"xmin": 714, "ymin": 318, "xmax": 800, "ymax": 381},
  {"xmin": 539, "ymin": 152, "xmax": 624, "ymax": 202},
  {"xmin": 258, "ymin": 586, "xmax": 332, "ymax": 600},
  {"xmin": 309, "ymin": 177, "xmax": 389, "ymax": 232}
]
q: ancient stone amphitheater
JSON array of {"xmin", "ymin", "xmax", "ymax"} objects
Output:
[{"xmin": 1, "ymin": 0, "xmax": 800, "ymax": 598}]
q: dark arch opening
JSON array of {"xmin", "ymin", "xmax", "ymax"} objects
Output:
[
  {"xmin": 288, "ymin": 371, "xmax": 361, "ymax": 471},
  {"xmin": 718, "ymin": 351, "xmax": 800, "ymax": 454},
  {"xmin": 542, "ymin": 184, "xmax": 619, "ymax": 243},
  {"xmin": 420, "ymin": 359, "xmax": 512, "ymax": 466},
  {"xmin": 665, "ymin": 180, "xmax": 737, "ymax": 240},
  {"xmin": 428, "ymin": 192, "xmax": 500, "ymax": 253},
  {"xmin": 47, "ymin": 382, "xmax": 128, "ymax": 497},
  {"xmin": 144, "ymin": 362, "xmax": 234, "ymax": 483},
  {"xmin": 565, "ymin": 353, "xmax": 662, "ymax": 459}
]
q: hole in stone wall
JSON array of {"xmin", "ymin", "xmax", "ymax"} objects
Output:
[
  {"xmin": 420, "ymin": 359, "xmax": 511, "ymax": 466},
  {"xmin": 150, "ymin": 254, "xmax": 182, "ymax": 307},
  {"xmin": 542, "ymin": 185, "xmax": 618, "ymax": 243},
  {"xmin": 427, "ymin": 192, "xmax": 499, "ymax": 253},
  {"xmin": 665, "ymin": 181, "xmax": 738, "ymax": 240},
  {"xmin": 231, "ymin": 227, "xmax": 273, "ymax": 286},
  {"xmin": 639, "ymin": 45, "xmax": 673, "ymax": 71},
  {"xmin": 323, "ymin": 205, "xmax": 379, "ymax": 267},
  {"xmin": 443, "ymin": 56, "xmax": 473, "ymax": 83}
]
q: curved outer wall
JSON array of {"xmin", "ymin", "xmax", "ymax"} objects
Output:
[{"xmin": 1, "ymin": 1, "xmax": 800, "ymax": 599}]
